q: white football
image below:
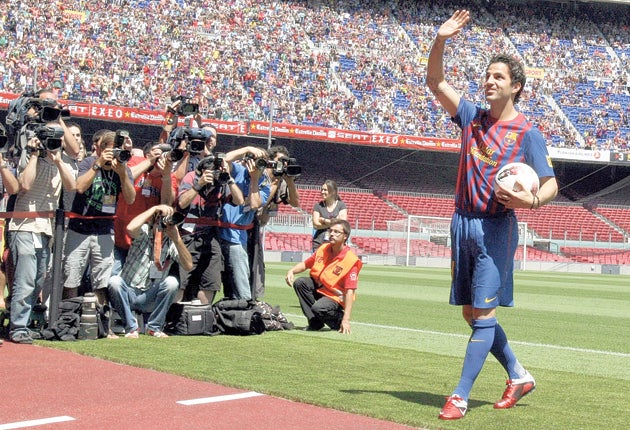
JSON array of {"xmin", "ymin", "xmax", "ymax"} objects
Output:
[{"xmin": 495, "ymin": 162, "xmax": 540, "ymax": 194}]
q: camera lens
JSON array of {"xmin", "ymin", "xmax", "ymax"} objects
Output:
[{"xmin": 113, "ymin": 149, "xmax": 131, "ymax": 162}]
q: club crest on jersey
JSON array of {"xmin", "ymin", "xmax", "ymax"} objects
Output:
[
  {"xmin": 504, "ymin": 131, "xmax": 518, "ymax": 147},
  {"xmin": 333, "ymin": 265, "xmax": 343, "ymax": 276}
]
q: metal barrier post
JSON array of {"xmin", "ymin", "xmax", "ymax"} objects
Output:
[{"xmin": 48, "ymin": 209, "xmax": 65, "ymax": 328}]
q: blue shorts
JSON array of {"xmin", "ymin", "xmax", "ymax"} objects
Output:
[{"xmin": 449, "ymin": 210, "xmax": 518, "ymax": 308}]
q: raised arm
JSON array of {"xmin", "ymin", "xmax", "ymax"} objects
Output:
[{"xmin": 426, "ymin": 10, "xmax": 470, "ymax": 118}]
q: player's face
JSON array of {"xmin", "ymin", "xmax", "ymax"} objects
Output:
[{"xmin": 484, "ymin": 62, "xmax": 520, "ymax": 103}]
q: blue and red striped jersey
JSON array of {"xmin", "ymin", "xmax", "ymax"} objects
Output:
[{"xmin": 452, "ymin": 99, "xmax": 555, "ymax": 215}]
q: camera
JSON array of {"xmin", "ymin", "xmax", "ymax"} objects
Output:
[
  {"xmin": 25, "ymin": 124, "xmax": 64, "ymax": 155},
  {"xmin": 112, "ymin": 148, "xmax": 131, "ymax": 162},
  {"xmin": 37, "ymin": 106, "xmax": 62, "ymax": 123},
  {"xmin": 283, "ymin": 157, "xmax": 302, "ymax": 177},
  {"xmin": 114, "ymin": 129, "xmax": 129, "ymax": 148},
  {"xmin": 195, "ymin": 153, "xmax": 225, "ymax": 174},
  {"xmin": 160, "ymin": 211, "xmax": 186, "ymax": 228},
  {"xmin": 156, "ymin": 143, "xmax": 184, "ymax": 162},
  {"xmin": 195, "ymin": 153, "xmax": 229, "ymax": 184},
  {"xmin": 245, "ymin": 154, "xmax": 302, "ymax": 177},
  {"xmin": 171, "ymin": 95, "xmax": 199, "ymax": 117},
  {"xmin": 167, "ymin": 126, "xmax": 211, "ymax": 155},
  {"xmin": 243, "ymin": 153, "xmax": 270, "ymax": 171}
]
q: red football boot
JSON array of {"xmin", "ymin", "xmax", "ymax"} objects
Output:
[{"xmin": 494, "ymin": 372, "xmax": 536, "ymax": 409}]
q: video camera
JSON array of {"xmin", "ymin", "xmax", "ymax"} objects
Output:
[
  {"xmin": 167, "ymin": 126, "xmax": 213, "ymax": 155},
  {"xmin": 4, "ymin": 94, "xmax": 71, "ymax": 154},
  {"xmin": 170, "ymin": 95, "xmax": 199, "ymax": 117},
  {"xmin": 25, "ymin": 124, "xmax": 64, "ymax": 156},
  {"xmin": 244, "ymin": 154, "xmax": 302, "ymax": 177}
]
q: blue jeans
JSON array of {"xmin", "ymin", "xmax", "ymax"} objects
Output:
[
  {"xmin": 220, "ymin": 240, "xmax": 251, "ymax": 300},
  {"xmin": 9, "ymin": 231, "xmax": 50, "ymax": 336},
  {"xmin": 111, "ymin": 246, "xmax": 128, "ymax": 277},
  {"xmin": 108, "ymin": 275, "xmax": 178, "ymax": 333}
]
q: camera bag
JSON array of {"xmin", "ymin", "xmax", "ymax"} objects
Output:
[
  {"xmin": 212, "ymin": 299, "xmax": 265, "ymax": 336},
  {"xmin": 164, "ymin": 302, "xmax": 218, "ymax": 336}
]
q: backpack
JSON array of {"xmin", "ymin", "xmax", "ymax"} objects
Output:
[
  {"xmin": 40, "ymin": 297, "xmax": 111, "ymax": 341},
  {"xmin": 252, "ymin": 301, "xmax": 294, "ymax": 331},
  {"xmin": 40, "ymin": 297, "xmax": 83, "ymax": 341},
  {"xmin": 212, "ymin": 298, "xmax": 265, "ymax": 336}
]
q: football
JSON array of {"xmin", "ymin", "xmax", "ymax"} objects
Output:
[{"xmin": 495, "ymin": 162, "xmax": 540, "ymax": 194}]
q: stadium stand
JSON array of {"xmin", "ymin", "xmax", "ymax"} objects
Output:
[{"xmin": 1, "ymin": 0, "xmax": 629, "ymax": 149}]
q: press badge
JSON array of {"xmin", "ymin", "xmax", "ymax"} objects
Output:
[
  {"xmin": 142, "ymin": 177, "xmax": 152, "ymax": 197},
  {"xmin": 102, "ymin": 195, "xmax": 117, "ymax": 214}
]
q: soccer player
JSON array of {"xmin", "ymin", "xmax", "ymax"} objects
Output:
[{"xmin": 426, "ymin": 10, "xmax": 558, "ymax": 420}]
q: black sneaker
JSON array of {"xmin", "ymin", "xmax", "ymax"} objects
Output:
[{"xmin": 11, "ymin": 332, "xmax": 33, "ymax": 344}]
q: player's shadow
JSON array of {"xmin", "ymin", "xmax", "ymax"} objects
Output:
[{"xmin": 340, "ymin": 389, "xmax": 493, "ymax": 409}]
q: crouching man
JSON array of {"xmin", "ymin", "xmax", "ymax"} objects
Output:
[
  {"xmin": 108, "ymin": 204, "xmax": 192, "ymax": 338},
  {"xmin": 285, "ymin": 219, "xmax": 362, "ymax": 334}
]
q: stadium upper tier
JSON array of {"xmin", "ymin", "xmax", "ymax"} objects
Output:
[{"xmin": 0, "ymin": 0, "xmax": 628, "ymax": 150}]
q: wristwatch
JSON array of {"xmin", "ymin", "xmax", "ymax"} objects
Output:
[{"xmin": 92, "ymin": 162, "xmax": 101, "ymax": 171}]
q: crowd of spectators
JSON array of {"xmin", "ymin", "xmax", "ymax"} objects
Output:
[{"xmin": 0, "ymin": 0, "xmax": 628, "ymax": 150}]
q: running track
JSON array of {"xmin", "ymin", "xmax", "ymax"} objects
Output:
[{"xmin": 1, "ymin": 343, "xmax": 417, "ymax": 429}]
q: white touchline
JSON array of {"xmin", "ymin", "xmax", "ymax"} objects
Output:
[
  {"xmin": 284, "ymin": 313, "xmax": 630, "ymax": 359},
  {"xmin": 177, "ymin": 391, "xmax": 264, "ymax": 406},
  {"xmin": 356, "ymin": 321, "xmax": 630, "ymax": 358},
  {"xmin": 0, "ymin": 416, "xmax": 75, "ymax": 430}
]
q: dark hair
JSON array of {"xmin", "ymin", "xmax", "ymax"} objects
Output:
[
  {"xmin": 92, "ymin": 129, "xmax": 111, "ymax": 144},
  {"xmin": 268, "ymin": 145, "xmax": 290, "ymax": 159},
  {"xmin": 35, "ymin": 88, "xmax": 55, "ymax": 98},
  {"xmin": 330, "ymin": 218, "xmax": 351, "ymax": 240},
  {"xmin": 323, "ymin": 179, "xmax": 339, "ymax": 200},
  {"xmin": 487, "ymin": 54, "xmax": 526, "ymax": 104}
]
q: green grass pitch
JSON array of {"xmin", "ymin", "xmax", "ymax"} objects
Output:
[{"xmin": 44, "ymin": 263, "xmax": 630, "ymax": 429}]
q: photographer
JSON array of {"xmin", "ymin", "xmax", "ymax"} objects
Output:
[
  {"xmin": 108, "ymin": 204, "xmax": 192, "ymax": 339},
  {"xmin": 219, "ymin": 146, "xmax": 272, "ymax": 301},
  {"xmin": 171, "ymin": 124, "xmax": 218, "ymax": 184},
  {"xmin": 112, "ymin": 141, "xmax": 177, "ymax": 275},
  {"xmin": 176, "ymin": 150, "xmax": 243, "ymax": 304},
  {"xmin": 62, "ymin": 131, "xmax": 136, "ymax": 308},
  {"xmin": 7, "ymin": 124, "xmax": 76, "ymax": 344},
  {"xmin": 250, "ymin": 145, "xmax": 301, "ymax": 300}
]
